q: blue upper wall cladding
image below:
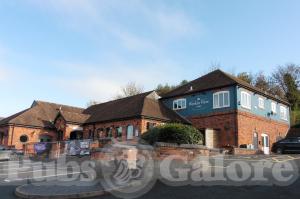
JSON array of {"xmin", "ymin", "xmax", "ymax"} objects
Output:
[
  {"xmin": 161, "ymin": 85, "xmax": 290, "ymax": 125},
  {"xmin": 236, "ymin": 87, "xmax": 290, "ymax": 124},
  {"xmin": 162, "ymin": 86, "xmax": 237, "ymax": 117}
]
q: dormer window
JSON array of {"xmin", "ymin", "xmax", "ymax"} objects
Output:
[{"xmin": 173, "ymin": 99, "xmax": 186, "ymax": 110}]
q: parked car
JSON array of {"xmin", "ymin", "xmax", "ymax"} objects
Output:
[{"xmin": 271, "ymin": 137, "xmax": 300, "ymax": 154}]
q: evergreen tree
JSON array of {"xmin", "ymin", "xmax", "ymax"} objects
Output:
[{"xmin": 284, "ymin": 73, "xmax": 300, "ymax": 110}]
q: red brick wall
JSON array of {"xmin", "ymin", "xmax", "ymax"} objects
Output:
[
  {"xmin": 83, "ymin": 118, "xmax": 165, "ymax": 141},
  {"xmin": 54, "ymin": 116, "xmax": 84, "ymax": 140},
  {"xmin": 187, "ymin": 110, "xmax": 289, "ymax": 150},
  {"xmin": 237, "ymin": 111, "xmax": 289, "ymax": 150},
  {"xmin": 0, "ymin": 126, "xmax": 10, "ymax": 146},
  {"xmin": 0, "ymin": 125, "xmax": 57, "ymax": 149},
  {"xmin": 188, "ymin": 111, "xmax": 238, "ymax": 147}
]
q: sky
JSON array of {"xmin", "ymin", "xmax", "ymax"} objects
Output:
[{"xmin": 0, "ymin": 0, "xmax": 300, "ymax": 117}]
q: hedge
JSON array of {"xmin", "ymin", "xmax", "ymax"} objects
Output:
[{"xmin": 141, "ymin": 123, "xmax": 203, "ymax": 145}]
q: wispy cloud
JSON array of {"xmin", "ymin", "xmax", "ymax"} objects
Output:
[
  {"xmin": 22, "ymin": 0, "xmax": 201, "ymax": 102},
  {"xmin": 28, "ymin": 0, "xmax": 201, "ymax": 51},
  {"xmin": 48, "ymin": 58, "xmax": 184, "ymax": 102}
]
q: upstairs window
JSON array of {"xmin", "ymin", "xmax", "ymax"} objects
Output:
[
  {"xmin": 173, "ymin": 99, "xmax": 186, "ymax": 110},
  {"xmin": 258, "ymin": 97, "xmax": 264, "ymax": 109},
  {"xmin": 280, "ymin": 106, "xmax": 288, "ymax": 120},
  {"xmin": 241, "ymin": 91, "xmax": 251, "ymax": 109},
  {"xmin": 213, "ymin": 91, "xmax": 230, "ymax": 109},
  {"xmin": 271, "ymin": 102, "xmax": 277, "ymax": 114}
]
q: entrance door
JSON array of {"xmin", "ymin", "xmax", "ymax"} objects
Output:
[
  {"xmin": 70, "ymin": 131, "xmax": 83, "ymax": 140},
  {"xmin": 261, "ymin": 134, "xmax": 270, "ymax": 155}
]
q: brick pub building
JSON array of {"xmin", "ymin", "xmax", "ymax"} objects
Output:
[
  {"xmin": 0, "ymin": 70, "xmax": 290, "ymax": 154},
  {"xmin": 161, "ymin": 70, "xmax": 290, "ymax": 154}
]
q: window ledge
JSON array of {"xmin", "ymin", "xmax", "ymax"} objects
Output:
[
  {"xmin": 241, "ymin": 105, "xmax": 251, "ymax": 110},
  {"xmin": 173, "ymin": 108, "xmax": 186, "ymax": 111},
  {"xmin": 213, "ymin": 105, "xmax": 230, "ymax": 109}
]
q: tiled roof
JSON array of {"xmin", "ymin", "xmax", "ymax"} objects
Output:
[
  {"xmin": 59, "ymin": 111, "xmax": 90, "ymax": 124},
  {"xmin": 161, "ymin": 69, "xmax": 289, "ymax": 105},
  {"xmin": 0, "ymin": 92, "xmax": 189, "ymax": 128},
  {"xmin": 0, "ymin": 101, "xmax": 84, "ymax": 127},
  {"xmin": 83, "ymin": 91, "xmax": 189, "ymax": 124}
]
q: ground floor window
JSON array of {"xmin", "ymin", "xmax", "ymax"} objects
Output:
[
  {"xmin": 127, "ymin": 125, "xmax": 134, "ymax": 140},
  {"xmin": 116, "ymin": 127, "xmax": 123, "ymax": 138},
  {"xmin": 97, "ymin": 128, "xmax": 104, "ymax": 138},
  {"xmin": 106, "ymin": 127, "xmax": 113, "ymax": 137},
  {"xmin": 20, "ymin": 135, "xmax": 28, "ymax": 143},
  {"xmin": 135, "ymin": 128, "xmax": 139, "ymax": 137},
  {"xmin": 146, "ymin": 122, "xmax": 156, "ymax": 130}
]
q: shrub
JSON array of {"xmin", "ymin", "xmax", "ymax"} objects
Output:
[{"xmin": 141, "ymin": 123, "xmax": 203, "ymax": 145}]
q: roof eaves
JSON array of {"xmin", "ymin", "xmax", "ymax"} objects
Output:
[{"xmin": 160, "ymin": 83, "xmax": 236, "ymax": 99}]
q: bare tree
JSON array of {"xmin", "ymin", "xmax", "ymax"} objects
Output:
[
  {"xmin": 254, "ymin": 72, "xmax": 270, "ymax": 92},
  {"xmin": 237, "ymin": 72, "xmax": 253, "ymax": 84},
  {"xmin": 114, "ymin": 82, "xmax": 144, "ymax": 99},
  {"xmin": 209, "ymin": 61, "xmax": 221, "ymax": 72},
  {"xmin": 86, "ymin": 100, "xmax": 100, "ymax": 107}
]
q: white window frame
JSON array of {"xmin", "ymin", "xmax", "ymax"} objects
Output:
[
  {"xmin": 271, "ymin": 101, "xmax": 277, "ymax": 114},
  {"xmin": 258, "ymin": 97, "xmax": 265, "ymax": 109},
  {"xmin": 241, "ymin": 91, "xmax": 251, "ymax": 109},
  {"xmin": 280, "ymin": 105, "xmax": 288, "ymax": 120},
  {"xmin": 173, "ymin": 98, "xmax": 186, "ymax": 110},
  {"xmin": 126, "ymin": 125, "xmax": 134, "ymax": 140},
  {"xmin": 213, "ymin": 91, "xmax": 230, "ymax": 109}
]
